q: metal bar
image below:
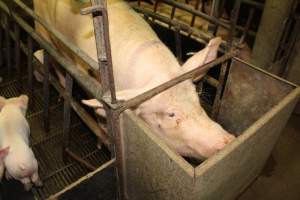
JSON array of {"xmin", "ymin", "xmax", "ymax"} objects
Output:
[
  {"xmin": 242, "ymin": 0, "xmax": 264, "ymax": 9},
  {"xmin": 0, "ymin": 12, "xmax": 3, "ymax": 67},
  {"xmin": 43, "ymin": 51, "xmax": 50, "ymax": 133},
  {"xmin": 174, "ymin": 27, "xmax": 182, "ymax": 62},
  {"xmin": 13, "ymin": 0, "xmax": 99, "ymax": 72},
  {"xmin": 117, "ymin": 51, "xmax": 237, "ymax": 112},
  {"xmin": 211, "ymin": 61, "xmax": 227, "ymax": 118},
  {"xmin": 239, "ymin": 7, "xmax": 255, "ymax": 44},
  {"xmin": 4, "ymin": 14, "xmax": 11, "ymax": 76},
  {"xmin": 190, "ymin": 0, "xmax": 201, "ymax": 27},
  {"xmin": 227, "ymin": 0, "xmax": 241, "ymax": 50},
  {"xmin": 27, "ymin": 36, "xmax": 33, "ymax": 107},
  {"xmin": 14, "ymin": 22, "xmax": 21, "ymax": 93},
  {"xmin": 91, "ymin": 0, "xmax": 117, "ymax": 103},
  {"xmin": 65, "ymin": 148, "xmax": 97, "ymax": 171},
  {"xmin": 63, "ymin": 74, "xmax": 73, "ymax": 149}
]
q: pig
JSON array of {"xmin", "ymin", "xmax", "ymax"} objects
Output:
[
  {"xmin": 0, "ymin": 95, "xmax": 42, "ymax": 191},
  {"xmin": 33, "ymin": 0, "xmax": 235, "ymax": 160}
]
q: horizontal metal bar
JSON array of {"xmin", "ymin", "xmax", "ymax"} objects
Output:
[
  {"xmin": 0, "ymin": 1, "xmax": 105, "ymax": 102},
  {"xmin": 14, "ymin": 0, "xmax": 99, "ymax": 72},
  {"xmin": 117, "ymin": 50, "xmax": 238, "ymax": 112},
  {"xmin": 65, "ymin": 148, "xmax": 97, "ymax": 171},
  {"xmin": 242, "ymin": 0, "xmax": 264, "ymax": 9}
]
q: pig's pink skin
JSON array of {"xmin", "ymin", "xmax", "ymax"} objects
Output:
[
  {"xmin": 34, "ymin": 0, "xmax": 236, "ymax": 160},
  {"xmin": 0, "ymin": 95, "xmax": 42, "ymax": 190}
]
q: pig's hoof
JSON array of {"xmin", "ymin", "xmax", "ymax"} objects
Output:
[
  {"xmin": 33, "ymin": 71, "xmax": 44, "ymax": 82},
  {"xmin": 96, "ymin": 143, "xmax": 102, "ymax": 150},
  {"xmin": 35, "ymin": 180, "xmax": 43, "ymax": 187}
]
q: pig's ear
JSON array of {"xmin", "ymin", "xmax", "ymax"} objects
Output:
[
  {"xmin": 0, "ymin": 96, "xmax": 6, "ymax": 109},
  {"xmin": 82, "ymin": 88, "xmax": 144, "ymax": 117},
  {"xmin": 19, "ymin": 95, "xmax": 29, "ymax": 110},
  {"xmin": 82, "ymin": 99, "xmax": 106, "ymax": 117},
  {"xmin": 0, "ymin": 147, "xmax": 9, "ymax": 160},
  {"xmin": 182, "ymin": 37, "xmax": 222, "ymax": 76}
]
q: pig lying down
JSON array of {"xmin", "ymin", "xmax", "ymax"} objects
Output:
[
  {"xmin": 33, "ymin": 0, "xmax": 235, "ymax": 160},
  {"xmin": 0, "ymin": 95, "xmax": 42, "ymax": 191}
]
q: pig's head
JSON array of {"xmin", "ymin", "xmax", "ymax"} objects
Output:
[
  {"xmin": 0, "ymin": 95, "xmax": 29, "ymax": 115},
  {"xmin": 82, "ymin": 37, "xmax": 235, "ymax": 160}
]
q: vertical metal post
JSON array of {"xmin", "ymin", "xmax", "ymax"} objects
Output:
[
  {"xmin": 208, "ymin": 0, "xmax": 220, "ymax": 35},
  {"xmin": 87, "ymin": 0, "xmax": 123, "ymax": 198},
  {"xmin": 174, "ymin": 26, "xmax": 182, "ymax": 63},
  {"xmin": 14, "ymin": 22, "xmax": 21, "ymax": 93},
  {"xmin": 212, "ymin": 0, "xmax": 241, "ymax": 119},
  {"xmin": 0, "ymin": 12, "xmax": 3, "ymax": 67},
  {"xmin": 4, "ymin": 14, "xmax": 11, "ymax": 77},
  {"xmin": 27, "ymin": 36, "xmax": 33, "ymax": 108},
  {"xmin": 43, "ymin": 51, "xmax": 50, "ymax": 133},
  {"xmin": 190, "ymin": 0, "xmax": 201, "ymax": 27},
  {"xmin": 63, "ymin": 74, "xmax": 73, "ymax": 149}
]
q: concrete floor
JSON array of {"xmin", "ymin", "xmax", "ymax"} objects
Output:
[{"xmin": 238, "ymin": 113, "xmax": 300, "ymax": 200}]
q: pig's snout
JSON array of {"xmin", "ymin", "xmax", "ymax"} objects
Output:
[{"xmin": 214, "ymin": 133, "xmax": 236, "ymax": 152}]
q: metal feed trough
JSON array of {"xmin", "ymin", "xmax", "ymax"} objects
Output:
[{"xmin": 0, "ymin": 0, "xmax": 299, "ymax": 199}]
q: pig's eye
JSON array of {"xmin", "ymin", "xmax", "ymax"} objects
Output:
[{"xmin": 168, "ymin": 112, "xmax": 175, "ymax": 118}]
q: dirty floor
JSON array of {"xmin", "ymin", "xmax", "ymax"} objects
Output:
[{"xmin": 238, "ymin": 113, "xmax": 300, "ymax": 200}]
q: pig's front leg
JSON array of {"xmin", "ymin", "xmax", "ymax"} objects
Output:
[
  {"xmin": 5, "ymin": 170, "xmax": 12, "ymax": 180},
  {"xmin": 0, "ymin": 164, "xmax": 4, "ymax": 181},
  {"xmin": 31, "ymin": 171, "xmax": 43, "ymax": 187},
  {"xmin": 21, "ymin": 177, "xmax": 33, "ymax": 191}
]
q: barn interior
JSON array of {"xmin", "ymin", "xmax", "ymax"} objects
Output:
[{"xmin": 0, "ymin": 0, "xmax": 299, "ymax": 200}]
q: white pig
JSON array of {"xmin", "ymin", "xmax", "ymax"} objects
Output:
[
  {"xmin": 0, "ymin": 95, "xmax": 42, "ymax": 191},
  {"xmin": 33, "ymin": 0, "xmax": 235, "ymax": 160}
]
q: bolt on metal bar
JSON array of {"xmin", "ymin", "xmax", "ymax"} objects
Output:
[
  {"xmin": 43, "ymin": 51, "xmax": 50, "ymax": 133},
  {"xmin": 116, "ymin": 50, "xmax": 237, "ymax": 113},
  {"xmin": 13, "ymin": 0, "xmax": 99, "ymax": 72}
]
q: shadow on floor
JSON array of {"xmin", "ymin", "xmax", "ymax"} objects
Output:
[{"xmin": 238, "ymin": 114, "xmax": 300, "ymax": 200}]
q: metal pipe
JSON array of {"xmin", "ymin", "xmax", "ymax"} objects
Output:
[
  {"xmin": 63, "ymin": 74, "xmax": 73, "ymax": 149},
  {"xmin": 43, "ymin": 51, "xmax": 50, "ymax": 133},
  {"xmin": 65, "ymin": 148, "xmax": 97, "ymax": 171},
  {"xmin": 4, "ymin": 14, "xmax": 11, "ymax": 77},
  {"xmin": 27, "ymin": 36, "xmax": 34, "ymax": 108},
  {"xmin": 14, "ymin": 22, "xmax": 21, "ymax": 93},
  {"xmin": 117, "ymin": 50, "xmax": 237, "ymax": 112}
]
